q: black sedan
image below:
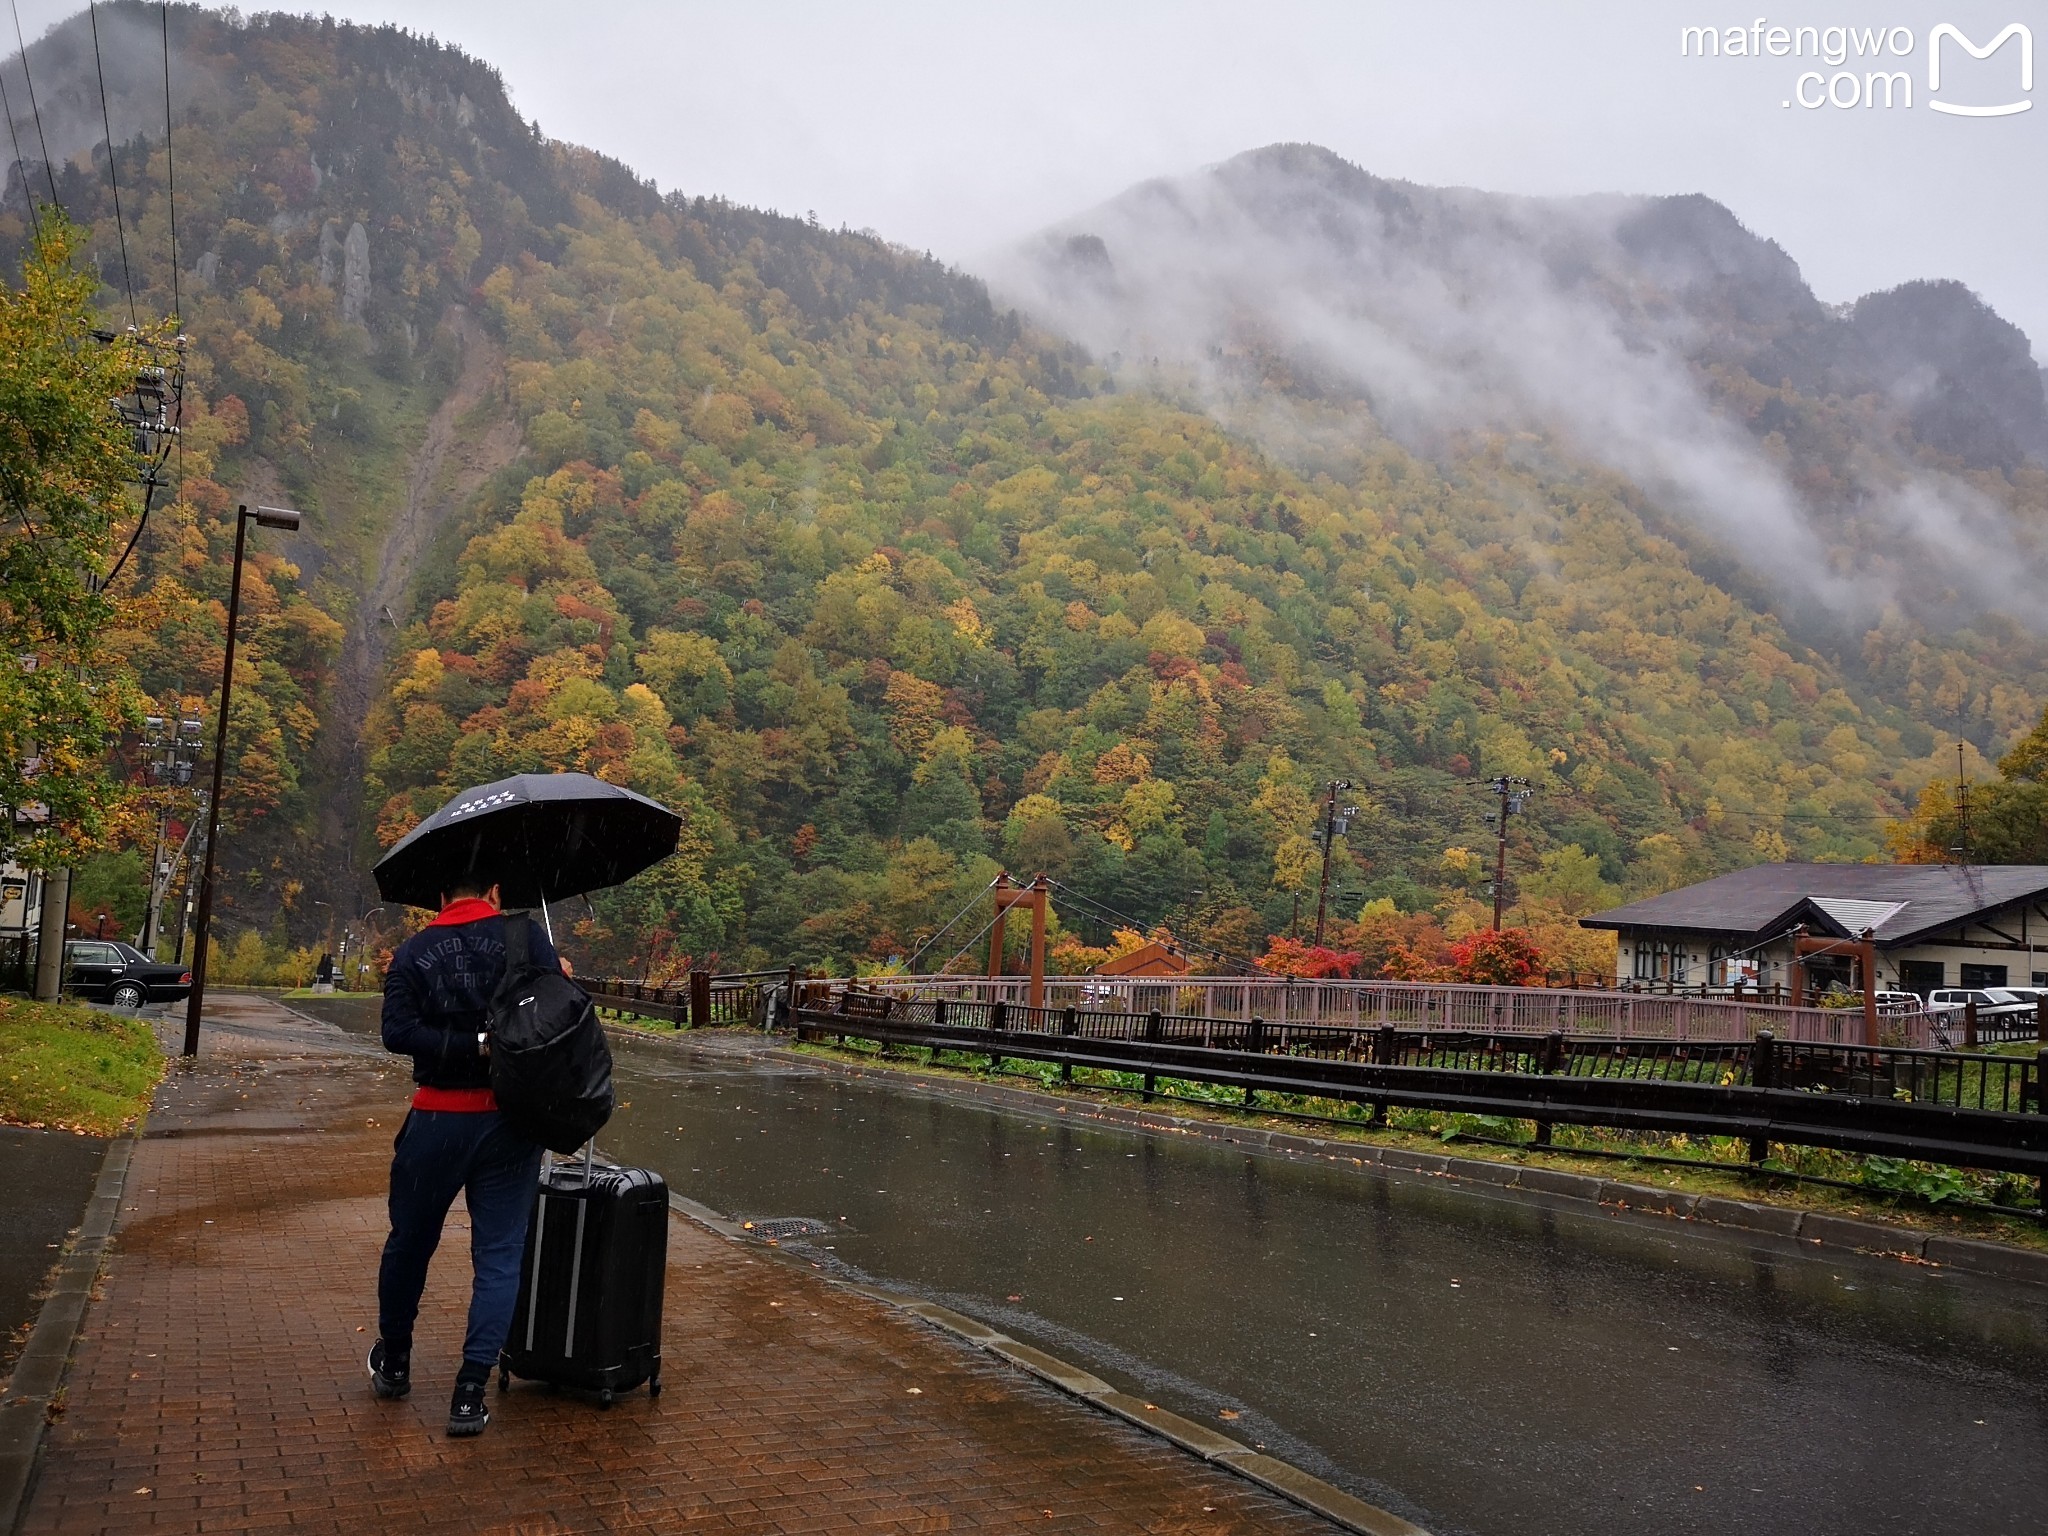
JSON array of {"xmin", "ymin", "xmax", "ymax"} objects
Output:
[{"xmin": 62, "ymin": 940, "xmax": 192, "ymax": 1008}]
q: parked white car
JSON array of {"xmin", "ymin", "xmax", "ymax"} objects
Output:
[
  {"xmin": 1927, "ymin": 987, "xmax": 2035, "ymax": 1021},
  {"xmin": 1994, "ymin": 985, "xmax": 2048, "ymax": 1006}
]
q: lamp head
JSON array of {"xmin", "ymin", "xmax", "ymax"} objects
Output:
[{"xmin": 250, "ymin": 505, "xmax": 302, "ymax": 531}]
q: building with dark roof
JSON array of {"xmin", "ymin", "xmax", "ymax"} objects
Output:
[{"xmin": 1580, "ymin": 863, "xmax": 2048, "ymax": 995}]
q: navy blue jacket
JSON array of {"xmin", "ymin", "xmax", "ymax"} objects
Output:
[{"xmin": 382, "ymin": 909, "xmax": 563, "ymax": 1089}]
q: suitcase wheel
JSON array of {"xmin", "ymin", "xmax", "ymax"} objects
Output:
[
  {"xmin": 599, "ymin": 1388, "xmax": 614, "ymax": 1409},
  {"xmin": 649, "ymin": 1374, "xmax": 662, "ymax": 1399},
  {"xmin": 497, "ymin": 1367, "xmax": 509, "ymax": 1392}
]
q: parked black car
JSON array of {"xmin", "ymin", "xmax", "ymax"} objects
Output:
[{"xmin": 62, "ymin": 940, "xmax": 192, "ymax": 1008}]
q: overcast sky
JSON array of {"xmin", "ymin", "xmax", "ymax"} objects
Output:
[{"xmin": 18, "ymin": 1, "xmax": 2048, "ymax": 351}]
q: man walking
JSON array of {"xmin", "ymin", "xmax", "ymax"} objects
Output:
[{"xmin": 369, "ymin": 875, "xmax": 563, "ymax": 1436}]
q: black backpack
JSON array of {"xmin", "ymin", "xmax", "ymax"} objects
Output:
[{"xmin": 487, "ymin": 915, "xmax": 615, "ymax": 1154}]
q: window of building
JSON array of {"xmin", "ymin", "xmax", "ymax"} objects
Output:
[
  {"xmin": 1630, "ymin": 940, "xmax": 1688, "ymax": 983},
  {"xmin": 1899, "ymin": 960, "xmax": 1944, "ymax": 998},
  {"xmin": 1960, "ymin": 963, "xmax": 2008, "ymax": 988}
]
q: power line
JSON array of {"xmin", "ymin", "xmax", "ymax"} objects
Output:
[
  {"xmin": 0, "ymin": 52, "xmax": 39, "ymax": 243},
  {"xmin": 160, "ymin": 1, "xmax": 177, "ymax": 324},
  {"xmin": 95, "ymin": 7, "xmax": 187, "ymax": 592},
  {"xmin": 9, "ymin": 0, "xmax": 58, "ymax": 208},
  {"xmin": 87, "ymin": 3, "xmax": 137, "ymax": 328}
]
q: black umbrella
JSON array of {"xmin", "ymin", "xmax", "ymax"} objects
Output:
[{"xmin": 373, "ymin": 772, "xmax": 682, "ymax": 912}]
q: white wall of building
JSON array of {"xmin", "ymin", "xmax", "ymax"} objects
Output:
[{"xmin": 1615, "ymin": 933, "xmax": 2047, "ymax": 991}]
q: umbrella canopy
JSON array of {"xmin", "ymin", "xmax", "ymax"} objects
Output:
[{"xmin": 373, "ymin": 772, "xmax": 682, "ymax": 910}]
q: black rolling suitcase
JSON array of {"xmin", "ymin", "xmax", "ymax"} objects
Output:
[{"xmin": 499, "ymin": 1150, "xmax": 668, "ymax": 1405}]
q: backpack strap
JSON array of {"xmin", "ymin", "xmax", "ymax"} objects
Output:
[{"xmin": 503, "ymin": 911, "xmax": 531, "ymax": 971}]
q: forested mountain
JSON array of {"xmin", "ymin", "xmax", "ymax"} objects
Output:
[{"xmin": 7, "ymin": 9, "xmax": 2045, "ymax": 975}]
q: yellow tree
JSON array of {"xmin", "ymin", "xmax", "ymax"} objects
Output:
[{"xmin": 0, "ymin": 221, "xmax": 160, "ymax": 862}]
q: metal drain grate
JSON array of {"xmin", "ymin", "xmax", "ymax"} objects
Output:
[{"xmin": 737, "ymin": 1216, "xmax": 835, "ymax": 1240}]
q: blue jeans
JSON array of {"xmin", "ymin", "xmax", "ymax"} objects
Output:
[{"xmin": 377, "ymin": 1109, "xmax": 543, "ymax": 1367}]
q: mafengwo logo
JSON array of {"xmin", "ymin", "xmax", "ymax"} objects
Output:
[{"xmin": 1680, "ymin": 20, "xmax": 2032, "ymax": 114}]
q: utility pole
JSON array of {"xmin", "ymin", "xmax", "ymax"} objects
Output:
[
  {"xmin": 1950, "ymin": 742, "xmax": 1971, "ymax": 863},
  {"xmin": 31, "ymin": 866, "xmax": 69, "ymax": 1002},
  {"xmin": 1484, "ymin": 776, "xmax": 1532, "ymax": 931},
  {"xmin": 1309, "ymin": 780, "xmax": 1360, "ymax": 947},
  {"xmin": 18, "ymin": 668, "xmax": 71, "ymax": 1001},
  {"xmin": 139, "ymin": 713, "xmax": 202, "ymax": 955}
]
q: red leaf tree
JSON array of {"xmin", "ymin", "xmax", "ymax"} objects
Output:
[
  {"xmin": 1446, "ymin": 927, "xmax": 1546, "ymax": 986},
  {"xmin": 1257, "ymin": 936, "xmax": 1364, "ymax": 979}
]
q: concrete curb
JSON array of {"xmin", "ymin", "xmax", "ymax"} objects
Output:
[
  {"xmin": 0, "ymin": 1132, "xmax": 136, "ymax": 1536},
  {"xmin": 666, "ymin": 1195, "xmax": 1428, "ymax": 1536},
  {"xmin": 769, "ymin": 1048, "xmax": 2048, "ymax": 1288}
]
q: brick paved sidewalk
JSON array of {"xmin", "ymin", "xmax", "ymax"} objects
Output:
[{"xmin": 21, "ymin": 995, "xmax": 1327, "ymax": 1534}]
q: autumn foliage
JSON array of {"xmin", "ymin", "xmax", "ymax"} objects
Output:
[
  {"xmin": 1271, "ymin": 919, "xmax": 1550, "ymax": 985},
  {"xmin": 1446, "ymin": 928, "xmax": 1546, "ymax": 986},
  {"xmin": 16, "ymin": 11, "xmax": 2041, "ymax": 971},
  {"xmin": 1255, "ymin": 937, "xmax": 1364, "ymax": 979}
]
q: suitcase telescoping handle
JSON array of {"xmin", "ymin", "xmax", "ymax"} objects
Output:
[
  {"xmin": 544, "ymin": 1141, "xmax": 599, "ymax": 1186},
  {"xmin": 524, "ymin": 1141, "xmax": 598, "ymax": 1359}
]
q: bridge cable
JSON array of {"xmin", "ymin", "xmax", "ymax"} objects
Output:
[
  {"xmin": 934, "ymin": 904, "xmax": 1009, "ymax": 977},
  {"xmin": 902, "ymin": 875, "xmax": 999, "ymax": 974},
  {"xmin": 1044, "ymin": 878, "xmax": 1255, "ymax": 974}
]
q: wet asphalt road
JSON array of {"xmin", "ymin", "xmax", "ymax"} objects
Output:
[
  {"xmin": 598, "ymin": 1033, "xmax": 2048, "ymax": 1536},
  {"xmin": 292, "ymin": 999, "xmax": 2048, "ymax": 1535},
  {"xmin": 0, "ymin": 1126, "xmax": 106, "ymax": 1379}
]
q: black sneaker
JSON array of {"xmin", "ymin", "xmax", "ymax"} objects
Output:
[
  {"xmin": 447, "ymin": 1377, "xmax": 491, "ymax": 1437},
  {"xmin": 368, "ymin": 1340, "xmax": 411, "ymax": 1399}
]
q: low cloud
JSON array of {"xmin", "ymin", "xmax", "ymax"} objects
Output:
[{"xmin": 985, "ymin": 145, "xmax": 2042, "ymax": 629}]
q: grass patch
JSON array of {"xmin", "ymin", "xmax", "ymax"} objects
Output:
[
  {"xmin": 788, "ymin": 1037, "xmax": 2048, "ymax": 1254},
  {"xmin": 0, "ymin": 996, "xmax": 164, "ymax": 1135}
]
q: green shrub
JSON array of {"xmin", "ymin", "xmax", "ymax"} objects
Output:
[{"xmin": 0, "ymin": 996, "xmax": 163, "ymax": 1134}]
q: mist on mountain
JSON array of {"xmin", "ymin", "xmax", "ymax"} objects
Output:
[
  {"xmin": 988, "ymin": 143, "xmax": 2048, "ymax": 631},
  {"xmin": 0, "ymin": 3, "xmax": 206, "ymax": 195}
]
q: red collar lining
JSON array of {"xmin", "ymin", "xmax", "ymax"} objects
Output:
[{"xmin": 428, "ymin": 897, "xmax": 501, "ymax": 928}]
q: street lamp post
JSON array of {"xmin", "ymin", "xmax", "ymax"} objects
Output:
[
  {"xmin": 340, "ymin": 905, "xmax": 384, "ymax": 992},
  {"xmin": 181, "ymin": 505, "xmax": 303, "ymax": 1058}
]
